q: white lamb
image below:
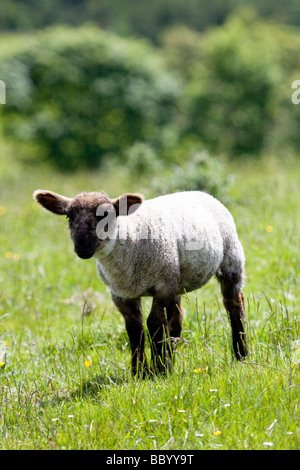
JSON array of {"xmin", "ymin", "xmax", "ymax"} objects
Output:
[{"xmin": 34, "ymin": 189, "xmax": 247, "ymax": 375}]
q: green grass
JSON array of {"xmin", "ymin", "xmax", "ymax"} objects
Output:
[{"xmin": 0, "ymin": 146, "xmax": 299, "ymax": 450}]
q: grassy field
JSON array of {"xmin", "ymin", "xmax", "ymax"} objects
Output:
[{"xmin": 0, "ymin": 146, "xmax": 299, "ymax": 450}]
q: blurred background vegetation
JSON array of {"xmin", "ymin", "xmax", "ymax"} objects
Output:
[
  {"xmin": 1, "ymin": 3, "xmax": 300, "ymax": 451},
  {"xmin": 0, "ymin": 0, "xmax": 300, "ymax": 196}
]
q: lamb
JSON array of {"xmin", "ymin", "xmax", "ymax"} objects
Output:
[{"xmin": 33, "ymin": 189, "xmax": 247, "ymax": 376}]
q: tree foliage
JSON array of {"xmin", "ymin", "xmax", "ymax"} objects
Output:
[
  {"xmin": 179, "ymin": 10, "xmax": 300, "ymax": 156},
  {"xmin": 1, "ymin": 25, "xmax": 180, "ymax": 170},
  {"xmin": 1, "ymin": 0, "xmax": 300, "ymax": 40},
  {"xmin": 1, "ymin": 9, "xmax": 300, "ymax": 172}
]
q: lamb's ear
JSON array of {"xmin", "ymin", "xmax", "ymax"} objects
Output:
[
  {"xmin": 33, "ymin": 190, "xmax": 72, "ymax": 215},
  {"xmin": 112, "ymin": 193, "xmax": 144, "ymax": 217}
]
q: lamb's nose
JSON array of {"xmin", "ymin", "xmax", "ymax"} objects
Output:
[
  {"xmin": 75, "ymin": 247, "xmax": 95, "ymax": 259},
  {"xmin": 74, "ymin": 240, "xmax": 95, "ymax": 259}
]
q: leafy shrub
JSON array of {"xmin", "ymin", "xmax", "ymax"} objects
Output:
[
  {"xmin": 182, "ymin": 10, "xmax": 281, "ymax": 157},
  {"xmin": 262, "ymin": 26, "xmax": 300, "ymax": 154},
  {"xmin": 152, "ymin": 148, "xmax": 231, "ymax": 201},
  {"xmin": 1, "ymin": 25, "xmax": 180, "ymax": 170},
  {"xmin": 162, "ymin": 11, "xmax": 300, "ymax": 159},
  {"xmin": 122, "ymin": 142, "xmax": 163, "ymax": 177},
  {"xmin": 160, "ymin": 26, "xmax": 203, "ymax": 81}
]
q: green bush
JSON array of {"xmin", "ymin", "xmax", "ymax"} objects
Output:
[
  {"xmin": 181, "ymin": 10, "xmax": 281, "ymax": 157},
  {"xmin": 262, "ymin": 25, "xmax": 300, "ymax": 154},
  {"xmin": 1, "ymin": 25, "xmax": 180, "ymax": 170},
  {"xmin": 122, "ymin": 142, "xmax": 163, "ymax": 177},
  {"xmin": 160, "ymin": 26, "xmax": 203, "ymax": 81},
  {"xmin": 152, "ymin": 147, "xmax": 231, "ymax": 201}
]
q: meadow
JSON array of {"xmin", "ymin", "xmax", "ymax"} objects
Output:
[{"xmin": 0, "ymin": 146, "xmax": 299, "ymax": 450}]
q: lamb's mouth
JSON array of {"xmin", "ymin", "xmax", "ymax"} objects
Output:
[{"xmin": 74, "ymin": 247, "xmax": 96, "ymax": 259}]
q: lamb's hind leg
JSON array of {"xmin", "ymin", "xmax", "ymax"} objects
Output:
[
  {"xmin": 147, "ymin": 295, "xmax": 182, "ymax": 374},
  {"xmin": 217, "ymin": 265, "xmax": 247, "ymax": 360}
]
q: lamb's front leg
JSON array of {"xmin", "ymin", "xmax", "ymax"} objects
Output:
[
  {"xmin": 112, "ymin": 294, "xmax": 147, "ymax": 377},
  {"xmin": 147, "ymin": 295, "xmax": 182, "ymax": 374}
]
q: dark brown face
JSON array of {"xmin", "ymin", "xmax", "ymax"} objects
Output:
[
  {"xmin": 34, "ymin": 189, "xmax": 144, "ymax": 260},
  {"xmin": 67, "ymin": 193, "xmax": 110, "ymax": 259}
]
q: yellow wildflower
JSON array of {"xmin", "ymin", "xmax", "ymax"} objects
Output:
[
  {"xmin": 0, "ymin": 362, "xmax": 5, "ymax": 367},
  {"xmin": 193, "ymin": 366, "xmax": 208, "ymax": 373},
  {"xmin": 84, "ymin": 359, "xmax": 92, "ymax": 368},
  {"xmin": 4, "ymin": 252, "xmax": 21, "ymax": 261},
  {"xmin": 266, "ymin": 225, "xmax": 274, "ymax": 232},
  {"xmin": 213, "ymin": 430, "xmax": 222, "ymax": 436},
  {"xmin": 0, "ymin": 206, "xmax": 6, "ymax": 215}
]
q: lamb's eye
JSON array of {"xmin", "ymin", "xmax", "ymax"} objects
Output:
[{"xmin": 66, "ymin": 210, "xmax": 75, "ymax": 224}]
